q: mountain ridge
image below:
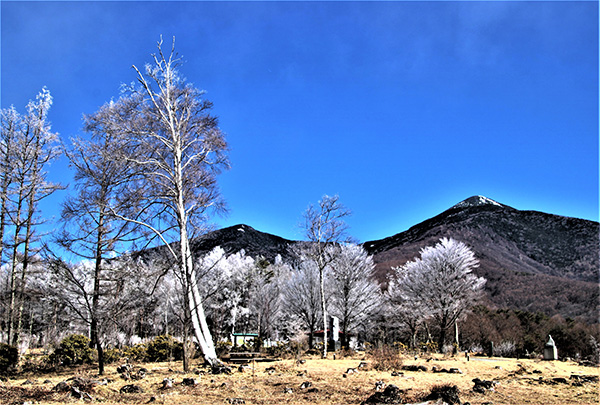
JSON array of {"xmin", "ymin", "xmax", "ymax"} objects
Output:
[{"xmin": 191, "ymin": 196, "xmax": 599, "ymax": 322}]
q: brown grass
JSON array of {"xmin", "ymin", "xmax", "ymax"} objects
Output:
[{"xmin": 0, "ymin": 353, "xmax": 598, "ymax": 404}]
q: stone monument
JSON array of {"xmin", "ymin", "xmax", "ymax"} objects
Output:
[{"xmin": 543, "ymin": 335, "xmax": 558, "ymax": 360}]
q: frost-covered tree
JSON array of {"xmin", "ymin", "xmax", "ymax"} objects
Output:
[
  {"xmin": 280, "ymin": 256, "xmax": 324, "ymax": 349},
  {"xmin": 195, "ymin": 248, "xmax": 282, "ymax": 350},
  {"xmin": 389, "ymin": 238, "xmax": 486, "ymax": 351},
  {"xmin": 247, "ymin": 259, "xmax": 283, "ymax": 349},
  {"xmin": 329, "ymin": 244, "xmax": 381, "ymax": 349},
  {"xmin": 301, "ymin": 195, "xmax": 351, "ymax": 358},
  {"xmin": 387, "ymin": 277, "xmax": 431, "ymax": 349},
  {"xmin": 195, "ymin": 247, "xmax": 255, "ymax": 341},
  {"xmin": 86, "ymin": 37, "xmax": 228, "ymax": 367},
  {"xmin": 0, "ymin": 88, "xmax": 62, "ymax": 346}
]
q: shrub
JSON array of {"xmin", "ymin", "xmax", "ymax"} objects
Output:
[
  {"xmin": 50, "ymin": 334, "xmax": 95, "ymax": 366},
  {"xmin": 146, "ymin": 335, "xmax": 183, "ymax": 362},
  {"xmin": 420, "ymin": 341, "xmax": 438, "ymax": 353},
  {"xmin": 122, "ymin": 344, "xmax": 147, "ymax": 362},
  {"xmin": 0, "ymin": 343, "xmax": 18, "ymax": 373},
  {"xmin": 103, "ymin": 347, "xmax": 122, "ymax": 364}
]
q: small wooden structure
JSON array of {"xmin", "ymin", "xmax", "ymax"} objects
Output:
[{"xmin": 231, "ymin": 332, "xmax": 258, "ymax": 347}]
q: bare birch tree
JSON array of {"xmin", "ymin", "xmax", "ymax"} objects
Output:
[
  {"xmin": 301, "ymin": 195, "xmax": 351, "ymax": 358},
  {"xmin": 87, "ymin": 37, "xmax": 228, "ymax": 366}
]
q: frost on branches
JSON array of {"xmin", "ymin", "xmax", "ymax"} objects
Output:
[{"xmin": 388, "ymin": 237, "xmax": 486, "ymax": 351}]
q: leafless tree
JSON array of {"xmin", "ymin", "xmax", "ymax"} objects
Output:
[
  {"xmin": 301, "ymin": 195, "xmax": 352, "ymax": 358},
  {"xmin": 52, "ymin": 119, "xmax": 141, "ymax": 374},
  {"xmin": 1, "ymin": 88, "xmax": 62, "ymax": 346},
  {"xmin": 389, "ymin": 238, "xmax": 486, "ymax": 351},
  {"xmin": 87, "ymin": 37, "xmax": 228, "ymax": 366}
]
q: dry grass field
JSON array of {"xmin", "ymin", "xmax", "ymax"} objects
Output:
[{"xmin": 0, "ymin": 353, "xmax": 598, "ymax": 404}]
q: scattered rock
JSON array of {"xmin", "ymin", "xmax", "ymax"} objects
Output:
[
  {"xmin": 307, "ymin": 387, "xmax": 319, "ymax": 393},
  {"xmin": 52, "ymin": 381, "xmax": 71, "ymax": 393},
  {"xmin": 448, "ymin": 368, "xmax": 462, "ymax": 374},
  {"xmin": 220, "ymin": 382, "xmax": 228, "ymax": 388},
  {"xmin": 358, "ymin": 361, "xmax": 369, "ymax": 370},
  {"xmin": 570, "ymin": 374, "xmax": 599, "ymax": 384},
  {"xmin": 283, "ymin": 387, "xmax": 293, "ymax": 394},
  {"xmin": 300, "ymin": 381, "xmax": 312, "ymax": 389},
  {"xmin": 346, "ymin": 367, "xmax": 358, "ymax": 374},
  {"xmin": 117, "ymin": 364, "xmax": 132, "ymax": 374},
  {"xmin": 132, "ymin": 368, "xmax": 146, "ymax": 380},
  {"xmin": 265, "ymin": 366, "xmax": 276, "ymax": 375},
  {"xmin": 70, "ymin": 386, "xmax": 94, "ymax": 401},
  {"xmin": 212, "ymin": 365, "xmax": 233, "ymax": 375},
  {"xmin": 238, "ymin": 365, "xmax": 251, "ymax": 373},
  {"xmin": 296, "ymin": 359, "xmax": 306, "ymax": 365},
  {"xmin": 514, "ymin": 364, "xmax": 528, "ymax": 375},
  {"xmin": 43, "ymin": 379, "xmax": 52, "ymax": 384},
  {"xmin": 402, "ymin": 365, "xmax": 428, "ymax": 372},
  {"xmin": 375, "ymin": 380, "xmax": 385, "ymax": 391},
  {"xmin": 21, "ymin": 379, "xmax": 35, "ymax": 385},
  {"xmin": 192, "ymin": 368, "xmax": 203, "ymax": 374},
  {"xmin": 361, "ymin": 384, "xmax": 407, "ymax": 404},
  {"xmin": 120, "ymin": 384, "xmax": 144, "ymax": 394},
  {"xmin": 161, "ymin": 378, "xmax": 173, "ymax": 389},
  {"xmin": 227, "ymin": 398, "xmax": 245, "ymax": 404},
  {"xmin": 532, "ymin": 369, "xmax": 542, "ymax": 374},
  {"xmin": 391, "ymin": 371, "xmax": 403, "ymax": 377},
  {"xmin": 182, "ymin": 377, "xmax": 198, "ymax": 386},
  {"xmin": 552, "ymin": 377, "xmax": 568, "ymax": 384},
  {"xmin": 472, "ymin": 378, "xmax": 498, "ymax": 394},
  {"xmin": 147, "ymin": 397, "xmax": 156, "ymax": 403},
  {"xmin": 424, "ymin": 384, "xmax": 461, "ymax": 405},
  {"xmin": 297, "ymin": 370, "xmax": 307, "ymax": 377}
]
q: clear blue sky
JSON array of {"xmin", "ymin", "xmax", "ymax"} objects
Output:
[{"xmin": 1, "ymin": 1, "xmax": 598, "ymax": 243}]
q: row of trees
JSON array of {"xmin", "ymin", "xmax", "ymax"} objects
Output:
[
  {"xmin": 0, "ymin": 37, "xmax": 492, "ymax": 374},
  {"xmin": 0, "ymin": 88, "xmax": 62, "ymax": 348}
]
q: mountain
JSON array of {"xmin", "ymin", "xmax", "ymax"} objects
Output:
[
  {"xmin": 363, "ymin": 196, "xmax": 599, "ymax": 322},
  {"xmin": 188, "ymin": 196, "xmax": 598, "ymax": 322}
]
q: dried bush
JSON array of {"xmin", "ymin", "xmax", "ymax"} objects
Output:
[{"xmin": 369, "ymin": 345, "xmax": 403, "ymax": 371}]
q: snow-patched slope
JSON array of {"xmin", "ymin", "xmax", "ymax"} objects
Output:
[{"xmin": 451, "ymin": 195, "xmax": 503, "ymax": 210}]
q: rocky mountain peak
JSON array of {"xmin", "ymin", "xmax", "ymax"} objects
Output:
[{"xmin": 451, "ymin": 195, "xmax": 505, "ymax": 210}]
